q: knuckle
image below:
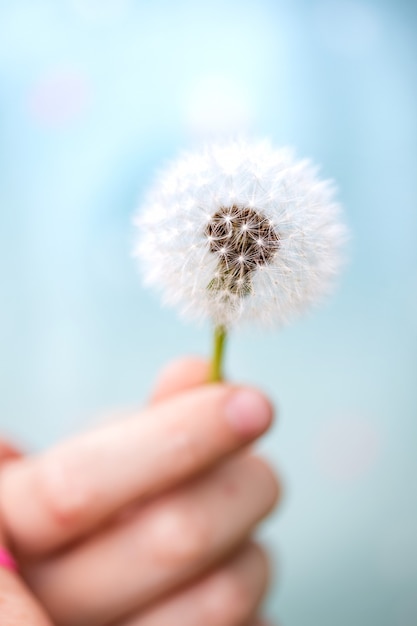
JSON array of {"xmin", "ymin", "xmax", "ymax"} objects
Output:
[
  {"xmin": 165, "ymin": 428, "xmax": 202, "ymax": 477},
  {"xmin": 151, "ymin": 504, "xmax": 211, "ymax": 565}
]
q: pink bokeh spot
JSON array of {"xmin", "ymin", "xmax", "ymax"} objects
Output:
[
  {"xmin": 28, "ymin": 69, "xmax": 92, "ymax": 127},
  {"xmin": 313, "ymin": 414, "xmax": 381, "ymax": 481}
]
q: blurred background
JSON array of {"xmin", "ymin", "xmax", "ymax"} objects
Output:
[{"xmin": 0, "ymin": 1, "xmax": 416, "ymax": 624}]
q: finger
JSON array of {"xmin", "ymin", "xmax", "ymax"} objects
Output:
[
  {"xmin": 0, "ymin": 558, "xmax": 52, "ymax": 626},
  {"xmin": 0, "ymin": 439, "xmax": 23, "ymax": 464},
  {"xmin": 24, "ymin": 455, "xmax": 279, "ymax": 626},
  {"xmin": 149, "ymin": 357, "xmax": 210, "ymax": 405},
  {"xmin": 117, "ymin": 543, "xmax": 269, "ymax": 626},
  {"xmin": 1, "ymin": 384, "xmax": 273, "ymax": 554}
]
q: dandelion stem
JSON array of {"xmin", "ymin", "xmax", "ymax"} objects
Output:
[{"xmin": 209, "ymin": 325, "xmax": 227, "ymax": 382}]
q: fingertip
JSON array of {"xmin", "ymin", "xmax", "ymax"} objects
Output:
[
  {"xmin": 150, "ymin": 356, "xmax": 210, "ymax": 403},
  {"xmin": 159, "ymin": 355, "xmax": 209, "ymax": 378}
]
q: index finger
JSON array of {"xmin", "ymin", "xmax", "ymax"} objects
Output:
[
  {"xmin": 149, "ymin": 356, "xmax": 210, "ymax": 404},
  {"xmin": 0, "ymin": 384, "xmax": 273, "ymax": 555}
]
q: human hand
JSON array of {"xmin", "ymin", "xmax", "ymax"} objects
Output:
[
  {"xmin": 0, "ymin": 357, "xmax": 279, "ymax": 626},
  {"xmin": 0, "ymin": 443, "xmax": 53, "ymax": 625}
]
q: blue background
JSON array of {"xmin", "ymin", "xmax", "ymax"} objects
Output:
[{"xmin": 0, "ymin": 1, "xmax": 416, "ymax": 624}]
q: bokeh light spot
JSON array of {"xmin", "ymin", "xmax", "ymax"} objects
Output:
[{"xmin": 27, "ymin": 69, "xmax": 92, "ymax": 127}]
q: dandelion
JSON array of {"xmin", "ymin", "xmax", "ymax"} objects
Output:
[{"xmin": 134, "ymin": 140, "xmax": 347, "ymax": 381}]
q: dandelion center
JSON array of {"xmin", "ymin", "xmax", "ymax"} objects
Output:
[{"xmin": 205, "ymin": 205, "xmax": 280, "ymax": 297}]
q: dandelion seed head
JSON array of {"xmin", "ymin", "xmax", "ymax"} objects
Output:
[{"xmin": 135, "ymin": 140, "xmax": 347, "ymax": 329}]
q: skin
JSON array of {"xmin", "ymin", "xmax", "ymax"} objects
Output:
[{"xmin": 0, "ymin": 357, "xmax": 279, "ymax": 625}]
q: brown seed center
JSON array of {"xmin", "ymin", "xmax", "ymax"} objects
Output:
[{"xmin": 205, "ymin": 205, "xmax": 279, "ymax": 296}]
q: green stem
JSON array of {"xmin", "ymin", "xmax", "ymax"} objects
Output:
[{"xmin": 209, "ymin": 325, "xmax": 227, "ymax": 382}]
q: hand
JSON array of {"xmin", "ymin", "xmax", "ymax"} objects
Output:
[
  {"xmin": 0, "ymin": 443, "xmax": 53, "ymax": 625},
  {"xmin": 0, "ymin": 357, "xmax": 280, "ymax": 625}
]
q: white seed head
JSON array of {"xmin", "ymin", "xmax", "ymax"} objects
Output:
[{"xmin": 134, "ymin": 140, "xmax": 347, "ymax": 329}]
